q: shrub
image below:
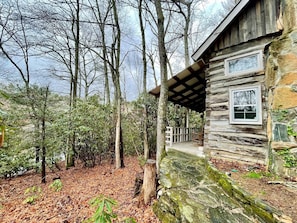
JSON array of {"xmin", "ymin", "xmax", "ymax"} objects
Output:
[
  {"xmin": 85, "ymin": 195, "xmax": 137, "ymax": 223},
  {"xmin": 85, "ymin": 195, "xmax": 117, "ymax": 223},
  {"xmin": 49, "ymin": 179, "xmax": 63, "ymax": 192},
  {"xmin": 23, "ymin": 186, "xmax": 42, "ymax": 204}
]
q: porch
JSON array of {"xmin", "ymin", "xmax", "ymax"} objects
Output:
[{"xmin": 165, "ymin": 127, "xmax": 205, "ymax": 157}]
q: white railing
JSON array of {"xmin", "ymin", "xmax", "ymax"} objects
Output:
[{"xmin": 165, "ymin": 127, "xmax": 197, "ymax": 147}]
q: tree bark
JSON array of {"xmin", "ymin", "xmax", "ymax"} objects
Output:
[
  {"xmin": 138, "ymin": 0, "xmax": 149, "ymax": 160},
  {"xmin": 93, "ymin": 0, "xmax": 111, "ymax": 105},
  {"xmin": 110, "ymin": 0, "xmax": 123, "ymax": 169},
  {"xmin": 155, "ymin": 0, "xmax": 168, "ymax": 174},
  {"xmin": 141, "ymin": 159, "xmax": 156, "ymax": 205},
  {"xmin": 66, "ymin": 0, "xmax": 80, "ymax": 168},
  {"xmin": 41, "ymin": 87, "xmax": 49, "ymax": 183}
]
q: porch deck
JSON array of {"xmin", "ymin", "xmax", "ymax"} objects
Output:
[{"xmin": 166, "ymin": 141, "xmax": 205, "ymax": 157}]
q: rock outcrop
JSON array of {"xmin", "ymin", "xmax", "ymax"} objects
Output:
[{"xmin": 153, "ymin": 150, "xmax": 291, "ymax": 223}]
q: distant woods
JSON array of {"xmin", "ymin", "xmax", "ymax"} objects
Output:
[{"xmin": 0, "ymin": 0, "xmax": 224, "ymax": 182}]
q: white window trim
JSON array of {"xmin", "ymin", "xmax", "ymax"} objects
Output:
[
  {"xmin": 229, "ymin": 85, "xmax": 262, "ymax": 125},
  {"xmin": 225, "ymin": 50, "xmax": 264, "ymax": 76}
]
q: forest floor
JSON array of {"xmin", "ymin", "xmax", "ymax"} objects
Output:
[
  {"xmin": 211, "ymin": 158, "xmax": 297, "ymax": 222},
  {"xmin": 0, "ymin": 156, "xmax": 160, "ymax": 223},
  {"xmin": 1, "ymin": 156, "xmax": 297, "ymax": 223}
]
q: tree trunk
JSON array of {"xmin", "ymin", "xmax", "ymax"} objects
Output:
[
  {"xmin": 114, "ymin": 97, "xmax": 122, "ymax": 168},
  {"xmin": 67, "ymin": 0, "xmax": 80, "ymax": 168},
  {"xmin": 41, "ymin": 87, "xmax": 49, "ymax": 183},
  {"xmin": 0, "ymin": 126, "xmax": 4, "ymax": 148},
  {"xmin": 110, "ymin": 0, "xmax": 123, "ymax": 169},
  {"xmin": 120, "ymin": 125, "xmax": 124, "ymax": 167},
  {"xmin": 148, "ymin": 53, "xmax": 158, "ymax": 88},
  {"xmin": 143, "ymin": 105, "xmax": 149, "ymax": 160},
  {"xmin": 141, "ymin": 159, "xmax": 156, "ymax": 205},
  {"xmin": 41, "ymin": 145, "xmax": 46, "ymax": 183},
  {"xmin": 138, "ymin": 0, "xmax": 149, "ymax": 160},
  {"xmin": 155, "ymin": 0, "xmax": 168, "ymax": 174}
]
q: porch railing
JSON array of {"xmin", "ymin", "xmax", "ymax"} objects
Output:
[{"xmin": 165, "ymin": 127, "xmax": 197, "ymax": 147}]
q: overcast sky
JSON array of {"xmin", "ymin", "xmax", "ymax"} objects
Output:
[{"xmin": 0, "ymin": 0, "xmax": 227, "ymax": 101}]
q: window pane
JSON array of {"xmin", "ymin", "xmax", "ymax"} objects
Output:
[
  {"xmin": 234, "ymin": 112, "xmax": 244, "ymax": 119},
  {"xmin": 246, "ymin": 112, "xmax": 256, "ymax": 119},
  {"xmin": 230, "ymin": 86, "xmax": 262, "ymax": 124},
  {"xmin": 229, "ymin": 54, "xmax": 258, "ymax": 74},
  {"xmin": 233, "ymin": 99, "xmax": 257, "ymax": 120},
  {"xmin": 233, "ymin": 90, "xmax": 256, "ymax": 105}
]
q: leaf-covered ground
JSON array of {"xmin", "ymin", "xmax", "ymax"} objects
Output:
[
  {"xmin": 212, "ymin": 159, "xmax": 297, "ymax": 222},
  {"xmin": 0, "ymin": 156, "xmax": 160, "ymax": 223},
  {"xmin": 2, "ymin": 155, "xmax": 296, "ymax": 223}
]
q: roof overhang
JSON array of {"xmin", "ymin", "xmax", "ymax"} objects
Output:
[
  {"xmin": 149, "ymin": 59, "xmax": 206, "ymax": 113},
  {"xmin": 192, "ymin": 0, "xmax": 251, "ymax": 61},
  {"xmin": 149, "ymin": 0, "xmax": 252, "ymax": 112}
]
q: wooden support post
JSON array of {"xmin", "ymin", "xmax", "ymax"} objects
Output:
[{"xmin": 141, "ymin": 159, "xmax": 156, "ymax": 205}]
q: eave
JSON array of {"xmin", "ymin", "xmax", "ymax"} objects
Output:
[{"xmin": 149, "ymin": 60, "xmax": 206, "ymax": 113}]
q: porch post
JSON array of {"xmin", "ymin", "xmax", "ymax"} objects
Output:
[{"xmin": 186, "ymin": 108, "xmax": 189, "ymax": 128}]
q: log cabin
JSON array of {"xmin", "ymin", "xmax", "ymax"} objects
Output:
[{"xmin": 150, "ymin": 0, "xmax": 297, "ymax": 172}]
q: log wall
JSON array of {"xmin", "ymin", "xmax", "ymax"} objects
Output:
[
  {"xmin": 204, "ymin": 42, "xmax": 270, "ymax": 164},
  {"xmin": 202, "ymin": 0, "xmax": 283, "ymax": 164}
]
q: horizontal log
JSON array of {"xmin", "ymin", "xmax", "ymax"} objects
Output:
[
  {"xmin": 210, "ymin": 151, "xmax": 266, "ymax": 165},
  {"xmin": 210, "ymin": 77, "xmax": 264, "ymax": 89},
  {"xmin": 207, "ymin": 92, "xmax": 228, "ymax": 104},
  {"xmin": 208, "ymin": 61, "xmax": 224, "ymax": 70},
  {"xmin": 209, "ymin": 70, "xmax": 265, "ymax": 83},
  {"xmin": 208, "ymin": 133, "xmax": 267, "ymax": 147},
  {"xmin": 208, "ymin": 141, "xmax": 267, "ymax": 155},
  {"xmin": 207, "ymin": 123, "xmax": 267, "ymax": 134}
]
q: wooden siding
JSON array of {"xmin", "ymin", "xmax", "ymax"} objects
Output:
[
  {"xmin": 213, "ymin": 0, "xmax": 281, "ymax": 52},
  {"xmin": 204, "ymin": 42, "xmax": 270, "ymax": 164}
]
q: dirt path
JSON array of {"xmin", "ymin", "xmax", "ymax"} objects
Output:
[{"xmin": 0, "ymin": 157, "xmax": 160, "ymax": 223}]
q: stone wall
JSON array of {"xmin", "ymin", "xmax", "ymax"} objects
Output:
[
  {"xmin": 153, "ymin": 150, "xmax": 290, "ymax": 223},
  {"xmin": 266, "ymin": 0, "xmax": 297, "ymax": 177}
]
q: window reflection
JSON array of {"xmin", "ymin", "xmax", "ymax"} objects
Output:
[
  {"xmin": 229, "ymin": 54, "xmax": 258, "ymax": 74},
  {"xmin": 232, "ymin": 89, "xmax": 257, "ymax": 121}
]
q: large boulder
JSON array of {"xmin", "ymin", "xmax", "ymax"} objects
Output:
[{"xmin": 153, "ymin": 150, "xmax": 287, "ymax": 223}]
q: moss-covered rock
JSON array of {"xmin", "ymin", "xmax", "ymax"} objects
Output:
[{"xmin": 154, "ymin": 150, "xmax": 289, "ymax": 223}]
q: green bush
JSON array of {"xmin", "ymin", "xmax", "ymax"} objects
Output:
[
  {"xmin": 23, "ymin": 186, "xmax": 42, "ymax": 204},
  {"xmin": 245, "ymin": 171, "xmax": 262, "ymax": 179},
  {"xmin": 85, "ymin": 195, "xmax": 137, "ymax": 223},
  {"xmin": 277, "ymin": 149, "xmax": 297, "ymax": 168},
  {"xmin": 49, "ymin": 179, "xmax": 63, "ymax": 192},
  {"xmin": 85, "ymin": 195, "xmax": 118, "ymax": 223}
]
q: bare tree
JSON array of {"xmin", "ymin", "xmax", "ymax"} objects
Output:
[
  {"xmin": 0, "ymin": 0, "xmax": 51, "ymax": 183},
  {"xmin": 136, "ymin": 0, "xmax": 150, "ymax": 160},
  {"xmin": 154, "ymin": 0, "xmax": 168, "ymax": 174},
  {"xmin": 79, "ymin": 48, "xmax": 100, "ymax": 98},
  {"xmin": 171, "ymin": 0, "xmax": 192, "ymax": 67},
  {"xmin": 31, "ymin": 0, "xmax": 83, "ymax": 168},
  {"xmin": 111, "ymin": 0, "xmax": 124, "ymax": 169},
  {"xmin": 86, "ymin": 0, "xmax": 113, "ymax": 105}
]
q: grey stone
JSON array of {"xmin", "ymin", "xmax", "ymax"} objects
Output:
[
  {"xmin": 153, "ymin": 150, "xmax": 270, "ymax": 223},
  {"xmin": 273, "ymin": 124, "xmax": 290, "ymax": 142},
  {"xmin": 153, "ymin": 149, "xmax": 292, "ymax": 222}
]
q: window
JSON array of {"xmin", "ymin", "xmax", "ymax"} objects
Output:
[
  {"xmin": 225, "ymin": 51, "xmax": 263, "ymax": 76},
  {"xmin": 229, "ymin": 85, "xmax": 262, "ymax": 124}
]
